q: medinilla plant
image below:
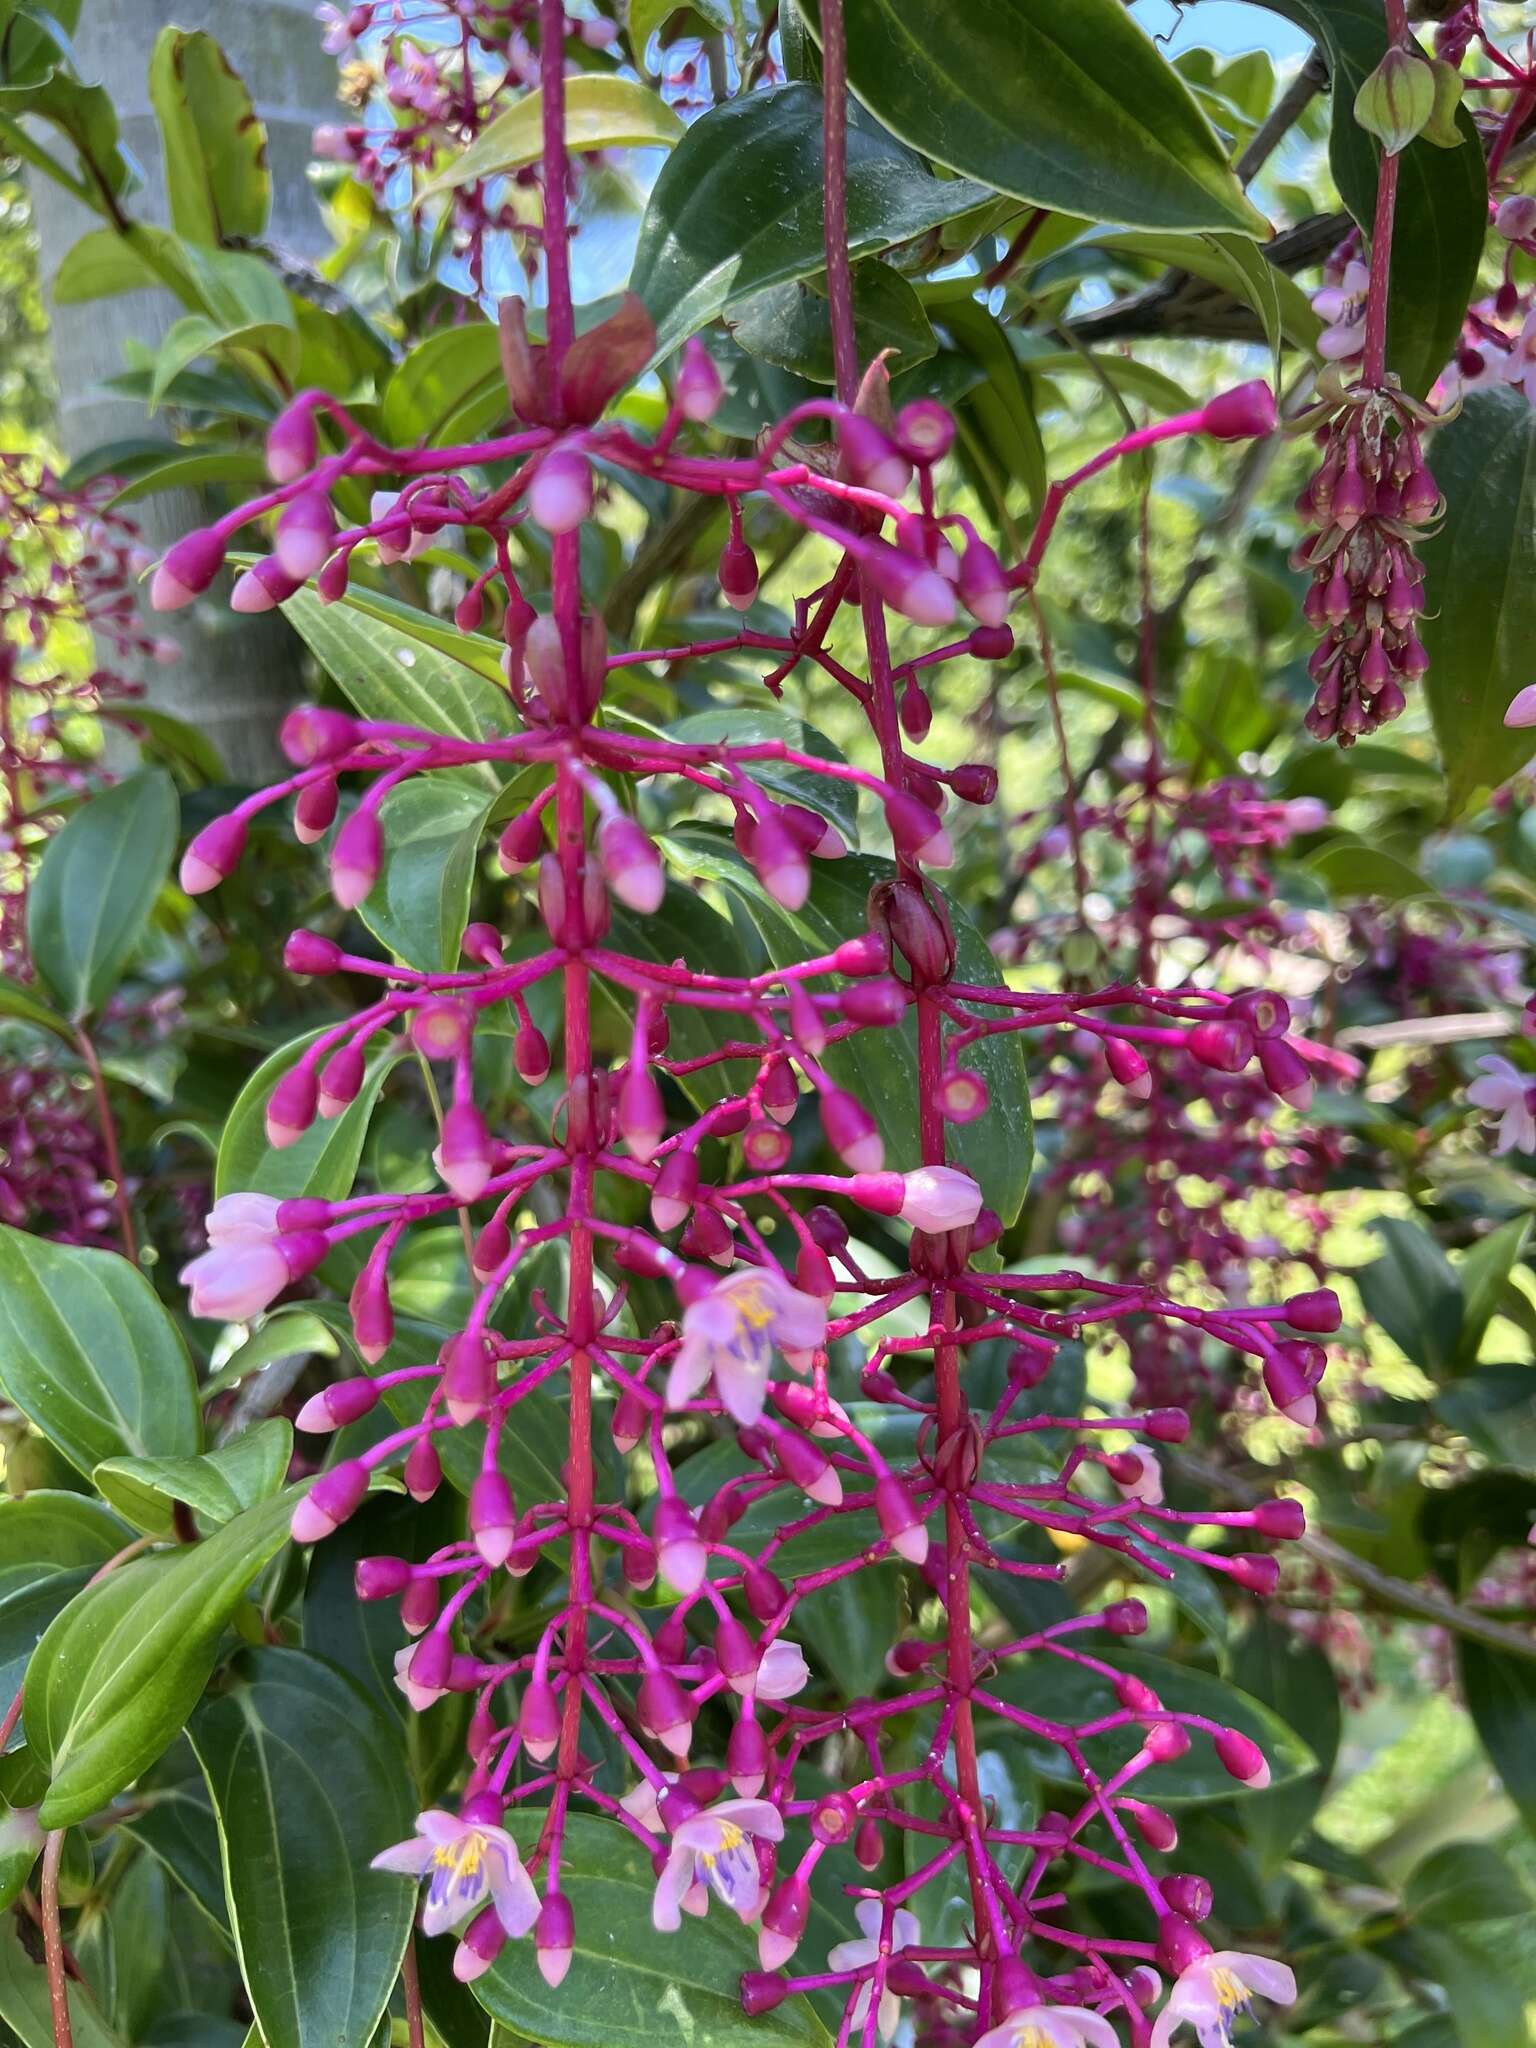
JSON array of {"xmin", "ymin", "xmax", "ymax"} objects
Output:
[{"xmin": 0, "ymin": 2, "xmax": 1535, "ymax": 2048}]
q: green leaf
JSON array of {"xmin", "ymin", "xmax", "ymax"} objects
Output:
[
  {"xmin": 0, "ymin": 1492, "xmax": 130, "ymax": 1602},
  {"xmin": 94, "ymin": 1419, "xmax": 293, "ymax": 1534},
  {"xmin": 380, "ymin": 324, "xmax": 504, "ymax": 447},
  {"xmin": 1231, "ymin": 1614, "xmax": 1341, "ymax": 1870},
  {"xmin": 27, "ymin": 770, "xmax": 178, "ymax": 1018},
  {"xmin": 147, "ymin": 29, "xmax": 269, "ymax": 245},
  {"xmin": 357, "ymin": 775, "xmax": 497, "ymax": 974},
  {"xmin": 278, "ymin": 587, "xmax": 515, "ymax": 767},
  {"xmin": 796, "ymin": 0, "xmax": 1265, "ymax": 236},
  {"xmin": 0, "ymin": 1570, "xmax": 96, "ymax": 1750},
  {"xmin": 1419, "ymin": 389, "xmax": 1536, "ymax": 811},
  {"xmin": 189, "ymin": 1648, "xmax": 414, "ymax": 2048},
  {"xmin": 0, "ymin": 1229, "xmax": 200, "ymax": 1479},
  {"xmin": 669, "ymin": 833, "xmax": 1034, "ymax": 1222},
  {"xmin": 1084, "ymin": 226, "xmax": 1321, "ymax": 367},
  {"xmin": 25, "ymin": 1490, "xmax": 295, "ymax": 1828},
  {"xmin": 51, "ymin": 223, "xmax": 193, "ymax": 306},
  {"xmin": 993, "ymin": 1644, "xmax": 1315, "ymax": 1804},
  {"xmin": 423, "ymin": 73, "xmax": 683, "ymax": 196},
  {"xmin": 0, "ymin": 971, "xmax": 72, "ymax": 1042},
  {"xmin": 1257, "ymin": 0, "xmax": 1485, "ymax": 397},
  {"xmin": 937, "ymin": 299, "xmax": 1044, "ymax": 526},
  {"xmin": 120, "ymin": 1739, "xmax": 231, "ymax": 1935},
  {"xmin": 1459, "ymin": 1639, "xmax": 1536, "ymax": 1834},
  {"xmin": 215, "ymin": 1028, "xmax": 402, "ymax": 1204},
  {"xmin": 0, "ymin": 1920, "xmax": 125, "ymax": 2048},
  {"xmin": 1356, "ymin": 1217, "xmax": 1463, "ymax": 1374},
  {"xmin": 474, "ymin": 1813, "xmax": 830, "ymax": 2048},
  {"xmin": 149, "ymin": 314, "xmax": 293, "ymax": 410},
  {"xmin": 1456, "ymin": 1216, "xmax": 1531, "ymax": 1365},
  {"xmin": 1405, "ymin": 1842, "xmax": 1528, "ymax": 1926},
  {"xmin": 631, "ymin": 82, "xmax": 991, "ymax": 359},
  {"xmin": 723, "ymin": 262, "xmax": 935, "ymax": 384},
  {"xmin": 1434, "ymin": 1366, "xmax": 1536, "ymax": 1477}
]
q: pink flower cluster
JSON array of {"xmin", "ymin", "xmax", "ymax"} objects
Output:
[{"xmin": 158, "ymin": 7, "xmax": 1328, "ymax": 2040}]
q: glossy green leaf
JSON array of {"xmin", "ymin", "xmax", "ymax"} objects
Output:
[
  {"xmin": 120, "ymin": 1739, "xmax": 231, "ymax": 1936},
  {"xmin": 215, "ymin": 1028, "xmax": 402, "ymax": 1204},
  {"xmin": 666, "ymin": 706, "xmax": 859, "ymax": 847},
  {"xmin": 796, "ymin": 0, "xmax": 1265, "ymax": 236},
  {"xmin": 1258, "ymin": 0, "xmax": 1485, "ymax": 397},
  {"xmin": 189, "ymin": 1648, "xmax": 414, "ymax": 2048},
  {"xmin": 380, "ymin": 324, "xmax": 504, "ymax": 447},
  {"xmin": 27, "ymin": 769, "xmax": 177, "ymax": 1018},
  {"xmin": 631, "ymin": 82, "xmax": 991, "ymax": 359},
  {"xmin": 1231, "ymin": 1614, "xmax": 1341, "ymax": 1870},
  {"xmin": 25, "ymin": 1490, "xmax": 295, "ymax": 1828},
  {"xmin": 1435, "ymin": 1366, "xmax": 1536, "ymax": 1477},
  {"xmin": 424, "ymin": 74, "xmax": 683, "ymax": 196},
  {"xmin": 1460, "ymin": 1639, "xmax": 1536, "ymax": 1833},
  {"xmin": 939, "ymin": 298, "xmax": 1045, "ymax": 524},
  {"xmin": 667, "ymin": 832, "xmax": 1034, "ymax": 1221},
  {"xmin": 1083, "ymin": 227, "xmax": 1321, "ymax": 368},
  {"xmin": 475, "ymin": 1813, "xmax": 830, "ymax": 2048},
  {"xmin": 1456, "ymin": 1216, "xmax": 1532, "ymax": 1365},
  {"xmin": 279, "ymin": 587, "xmax": 515, "ymax": 767},
  {"xmin": 0, "ymin": 1570, "xmax": 95, "ymax": 1751},
  {"xmin": 94, "ymin": 1419, "xmax": 293, "ymax": 1534},
  {"xmin": 149, "ymin": 314, "xmax": 294, "ymax": 410},
  {"xmin": 0, "ymin": 1492, "xmax": 130, "ymax": 1602},
  {"xmin": 1419, "ymin": 390, "xmax": 1536, "ymax": 811},
  {"xmin": 724, "ymin": 261, "xmax": 935, "ymax": 384},
  {"xmin": 1405, "ymin": 1842, "xmax": 1528, "ymax": 1926},
  {"xmin": 0, "ymin": 1920, "xmax": 125, "ymax": 2048},
  {"xmin": 0, "ymin": 1229, "xmax": 200, "ymax": 1479},
  {"xmin": 0, "ymin": 971, "xmax": 73, "ymax": 1042},
  {"xmin": 147, "ymin": 29, "xmax": 269, "ymax": 246},
  {"xmin": 356, "ymin": 775, "xmax": 497, "ymax": 973},
  {"xmin": 1356, "ymin": 1217, "xmax": 1463, "ymax": 1375}
]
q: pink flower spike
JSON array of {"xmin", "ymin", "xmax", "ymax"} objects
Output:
[{"xmin": 150, "ymin": 527, "xmax": 226, "ymax": 610}]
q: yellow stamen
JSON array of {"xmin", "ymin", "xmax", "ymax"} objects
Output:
[
  {"xmin": 1212, "ymin": 1967, "xmax": 1248, "ymax": 2011},
  {"xmin": 432, "ymin": 1831, "xmax": 485, "ymax": 1880},
  {"xmin": 734, "ymin": 1282, "xmax": 777, "ymax": 1331}
]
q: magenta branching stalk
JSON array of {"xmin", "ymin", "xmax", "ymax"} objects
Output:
[{"xmin": 158, "ymin": 5, "xmax": 1344, "ymax": 2041}]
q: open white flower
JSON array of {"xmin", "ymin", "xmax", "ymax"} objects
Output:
[
  {"xmin": 1467, "ymin": 1054, "xmax": 1536, "ymax": 1155},
  {"xmin": 666, "ymin": 1267, "xmax": 826, "ymax": 1425},
  {"xmin": 827, "ymin": 1900, "xmax": 920, "ymax": 2042},
  {"xmin": 1150, "ymin": 1950, "xmax": 1296, "ymax": 2048},
  {"xmin": 973, "ymin": 2002, "xmax": 1120, "ymax": 2048},
  {"xmin": 652, "ymin": 1796, "xmax": 782, "ymax": 1930},
  {"xmin": 372, "ymin": 1805, "xmax": 538, "ymax": 1941}
]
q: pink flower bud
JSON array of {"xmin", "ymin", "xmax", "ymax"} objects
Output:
[
  {"xmin": 775, "ymin": 1431, "xmax": 841, "ymax": 1505},
  {"xmin": 290, "ymin": 1459, "xmax": 369, "ymax": 1543},
  {"xmin": 1284, "ymin": 1287, "xmax": 1340, "ymax": 1333},
  {"xmin": 470, "ymin": 1469, "xmax": 516, "ymax": 1566},
  {"xmin": 740, "ymin": 1972, "xmax": 788, "ymax": 2017},
  {"xmin": 180, "ymin": 814, "xmax": 248, "ymax": 895},
  {"xmin": 330, "ymin": 809, "xmax": 381, "ymax": 909},
  {"xmin": 1258, "ymin": 1037, "xmax": 1313, "ymax": 1110},
  {"xmin": 676, "ymin": 337, "xmax": 723, "ymax": 421},
  {"xmin": 895, "ymin": 398, "xmax": 955, "ymax": 464},
  {"xmin": 875, "ymin": 1473, "xmax": 928, "ymax": 1563},
  {"xmin": 151, "ymin": 527, "xmax": 226, "ymax": 609},
  {"xmin": 265, "ymin": 399, "xmax": 318, "ymax": 482},
  {"xmin": 1115, "ymin": 1671, "xmax": 1162, "ymax": 1716},
  {"xmin": 535, "ymin": 1892, "xmax": 575, "ymax": 1988},
  {"xmin": 1262, "ymin": 1348, "xmax": 1317, "ymax": 1427},
  {"xmin": 1162, "ymin": 1873, "xmax": 1212, "ymax": 1921},
  {"xmin": 744, "ymin": 1561, "xmax": 787, "ymax": 1622},
  {"xmin": 438, "ymin": 1102, "xmax": 493, "ymax": 1201},
  {"xmin": 355, "ymin": 1555, "xmax": 412, "ymax": 1599},
  {"xmin": 637, "ymin": 1670, "xmax": 694, "ymax": 1757},
  {"xmin": 266, "ymin": 1064, "xmax": 318, "ymax": 1149},
  {"xmin": 1200, "ymin": 380, "xmax": 1278, "ymax": 441},
  {"xmin": 650, "ymin": 1150, "xmax": 699, "ymax": 1234},
  {"xmin": 751, "ymin": 808, "xmax": 810, "ymax": 911},
  {"xmin": 281, "ymin": 705, "xmax": 358, "ymax": 766},
  {"xmin": 820, "ymin": 1088, "xmax": 883, "ymax": 1173},
  {"xmin": 1228, "ymin": 1552, "xmax": 1280, "ymax": 1595},
  {"xmin": 1253, "ymin": 1496, "xmax": 1306, "ymax": 1540},
  {"xmin": 348, "ymin": 1264, "xmax": 393, "ymax": 1364},
  {"xmin": 840, "ymin": 978, "xmax": 908, "ymax": 1028},
  {"xmin": 444, "ymin": 1331, "xmax": 498, "ymax": 1426},
  {"xmin": 757, "ymin": 1875, "xmax": 808, "ymax": 1971},
  {"xmin": 1213, "ymin": 1726, "xmax": 1270, "ymax": 1787},
  {"xmin": 654, "ymin": 1495, "xmax": 707, "ymax": 1596},
  {"xmin": 275, "ymin": 491, "xmax": 336, "ymax": 580},
  {"xmin": 1188, "ymin": 1018, "xmax": 1253, "ymax": 1074},
  {"xmin": 284, "ymin": 929, "xmax": 342, "ymax": 976},
  {"xmin": 885, "ymin": 790, "xmax": 952, "ymax": 868},
  {"xmin": 858, "ymin": 539, "xmax": 956, "ymax": 627},
  {"xmin": 515, "ymin": 1024, "xmax": 551, "ymax": 1084},
  {"xmin": 743, "ymin": 1120, "xmax": 791, "ymax": 1171},
  {"xmin": 1124, "ymin": 1799, "xmax": 1179, "ymax": 1853},
  {"xmin": 1103, "ymin": 1598, "xmax": 1148, "ymax": 1635},
  {"xmin": 718, "ymin": 536, "xmax": 760, "ymax": 611},
  {"xmin": 231, "ymin": 556, "xmax": 303, "ymax": 613},
  {"xmin": 898, "ymin": 1165, "xmax": 981, "ymax": 1233},
  {"xmin": 619, "ymin": 1062, "xmax": 666, "ymax": 1165},
  {"xmin": 520, "ymin": 1677, "xmax": 562, "ymax": 1761},
  {"xmin": 409, "ymin": 1002, "xmax": 469, "ymax": 1063},
  {"xmin": 957, "ymin": 539, "xmax": 1009, "ymax": 627},
  {"xmin": 453, "ymin": 1906, "xmax": 506, "ymax": 1983},
  {"xmin": 715, "ymin": 1616, "xmax": 759, "ymax": 1693},
  {"xmin": 611, "ymin": 1387, "xmax": 647, "ymax": 1454},
  {"xmin": 296, "ymin": 1377, "xmax": 379, "ymax": 1432},
  {"xmin": 837, "ymin": 413, "xmax": 912, "ymax": 498},
  {"xmin": 598, "ymin": 812, "xmax": 665, "ymax": 913},
  {"xmin": 403, "ymin": 1436, "xmax": 442, "ymax": 1502},
  {"xmin": 530, "ymin": 446, "xmax": 592, "ymax": 534},
  {"xmin": 727, "ymin": 1714, "xmax": 769, "ymax": 1797},
  {"xmin": 940, "ymin": 1068, "xmax": 988, "ymax": 1122},
  {"xmin": 497, "ymin": 805, "xmax": 547, "ymax": 872},
  {"xmin": 1144, "ymin": 1722, "xmax": 1191, "ymax": 1762},
  {"xmin": 832, "ymin": 932, "xmax": 889, "ymax": 976},
  {"xmin": 315, "ymin": 1044, "xmax": 363, "ymax": 1119}
]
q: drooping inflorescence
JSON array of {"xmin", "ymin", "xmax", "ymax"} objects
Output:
[{"xmin": 157, "ymin": 4, "xmax": 1340, "ymax": 2040}]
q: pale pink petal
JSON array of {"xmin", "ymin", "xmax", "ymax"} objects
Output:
[{"xmin": 652, "ymin": 1843, "xmax": 693, "ymax": 1931}]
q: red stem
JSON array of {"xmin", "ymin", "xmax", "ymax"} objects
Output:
[
  {"xmin": 42, "ymin": 1831, "xmax": 73, "ymax": 2048},
  {"xmin": 73, "ymin": 1025, "xmax": 137, "ymax": 1262},
  {"xmin": 1361, "ymin": 0, "xmax": 1408, "ymax": 387},
  {"xmin": 401, "ymin": 1935, "xmax": 426, "ymax": 2048}
]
